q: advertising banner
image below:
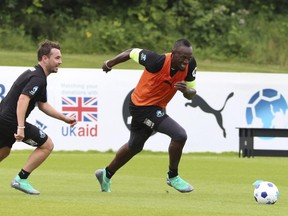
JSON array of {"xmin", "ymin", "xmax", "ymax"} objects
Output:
[{"xmin": 0, "ymin": 66, "xmax": 287, "ymax": 153}]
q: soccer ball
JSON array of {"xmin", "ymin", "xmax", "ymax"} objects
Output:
[{"xmin": 253, "ymin": 180, "xmax": 279, "ymax": 204}]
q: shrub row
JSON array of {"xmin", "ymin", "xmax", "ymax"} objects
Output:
[{"xmin": 0, "ymin": 0, "xmax": 287, "ymax": 66}]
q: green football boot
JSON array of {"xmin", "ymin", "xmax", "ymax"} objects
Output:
[
  {"xmin": 95, "ymin": 169, "xmax": 111, "ymax": 192},
  {"xmin": 166, "ymin": 175, "xmax": 193, "ymax": 193},
  {"xmin": 11, "ymin": 175, "xmax": 40, "ymax": 195}
]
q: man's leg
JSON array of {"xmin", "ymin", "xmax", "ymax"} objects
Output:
[
  {"xmin": 157, "ymin": 117, "xmax": 193, "ymax": 193},
  {"xmin": 96, "ymin": 128, "xmax": 152, "ymax": 192},
  {"xmin": 0, "ymin": 146, "xmax": 11, "ymax": 162},
  {"xmin": 95, "ymin": 143, "xmax": 138, "ymax": 192},
  {"xmin": 168, "ymin": 140, "xmax": 185, "ymax": 171},
  {"xmin": 157, "ymin": 117, "xmax": 187, "ymax": 173},
  {"xmin": 11, "ymin": 137, "xmax": 54, "ymax": 195},
  {"xmin": 108, "ymin": 142, "xmax": 140, "ymax": 172},
  {"xmin": 22, "ymin": 137, "xmax": 54, "ymax": 173}
]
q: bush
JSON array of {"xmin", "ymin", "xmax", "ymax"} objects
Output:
[
  {"xmin": 0, "ymin": 0, "xmax": 287, "ymax": 67},
  {"xmin": 0, "ymin": 27, "xmax": 35, "ymax": 51}
]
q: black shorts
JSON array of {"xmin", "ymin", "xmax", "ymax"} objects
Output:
[
  {"xmin": 127, "ymin": 100, "xmax": 187, "ymax": 149},
  {"xmin": 0, "ymin": 120, "xmax": 48, "ymax": 148},
  {"xmin": 129, "ymin": 100, "xmax": 168, "ymax": 132}
]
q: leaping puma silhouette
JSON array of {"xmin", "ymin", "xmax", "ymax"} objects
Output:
[{"xmin": 185, "ymin": 92, "xmax": 234, "ymax": 138}]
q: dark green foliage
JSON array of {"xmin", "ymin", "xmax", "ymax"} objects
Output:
[{"xmin": 0, "ymin": 0, "xmax": 287, "ymax": 66}]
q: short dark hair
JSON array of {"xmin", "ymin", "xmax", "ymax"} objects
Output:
[
  {"xmin": 173, "ymin": 39, "xmax": 191, "ymax": 49},
  {"xmin": 37, "ymin": 39, "xmax": 60, "ymax": 61}
]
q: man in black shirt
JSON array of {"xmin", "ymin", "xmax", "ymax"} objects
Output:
[{"xmin": 0, "ymin": 40, "xmax": 77, "ymax": 195}]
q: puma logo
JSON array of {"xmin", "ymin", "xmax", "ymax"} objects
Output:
[{"xmin": 185, "ymin": 92, "xmax": 234, "ymax": 138}]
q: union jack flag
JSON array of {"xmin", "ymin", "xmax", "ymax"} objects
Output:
[{"xmin": 62, "ymin": 96, "xmax": 98, "ymax": 122}]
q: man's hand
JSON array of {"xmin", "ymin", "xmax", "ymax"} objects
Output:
[
  {"xmin": 174, "ymin": 81, "xmax": 187, "ymax": 92},
  {"xmin": 14, "ymin": 127, "xmax": 25, "ymax": 142},
  {"xmin": 64, "ymin": 116, "xmax": 78, "ymax": 127},
  {"xmin": 174, "ymin": 81, "xmax": 196, "ymax": 99},
  {"xmin": 102, "ymin": 60, "xmax": 112, "ymax": 73}
]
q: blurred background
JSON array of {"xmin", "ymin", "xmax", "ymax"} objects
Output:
[{"xmin": 0, "ymin": 0, "xmax": 288, "ymax": 67}]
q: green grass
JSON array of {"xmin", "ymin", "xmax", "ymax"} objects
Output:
[
  {"xmin": 1, "ymin": 151, "xmax": 288, "ymax": 216},
  {"xmin": 0, "ymin": 50, "xmax": 287, "ymax": 73}
]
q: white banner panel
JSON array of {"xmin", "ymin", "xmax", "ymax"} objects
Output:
[{"xmin": 0, "ymin": 67, "xmax": 287, "ymax": 153}]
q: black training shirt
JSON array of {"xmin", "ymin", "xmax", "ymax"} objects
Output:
[{"xmin": 0, "ymin": 64, "xmax": 47, "ymax": 122}]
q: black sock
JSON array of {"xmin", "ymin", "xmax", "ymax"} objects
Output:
[
  {"xmin": 105, "ymin": 167, "xmax": 114, "ymax": 179},
  {"xmin": 18, "ymin": 169, "xmax": 30, "ymax": 179},
  {"xmin": 168, "ymin": 167, "xmax": 178, "ymax": 178}
]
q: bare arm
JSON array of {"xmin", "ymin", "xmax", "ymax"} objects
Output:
[
  {"xmin": 174, "ymin": 81, "xmax": 197, "ymax": 100},
  {"xmin": 14, "ymin": 94, "xmax": 30, "ymax": 141},
  {"xmin": 37, "ymin": 102, "xmax": 77, "ymax": 126},
  {"xmin": 102, "ymin": 48, "xmax": 133, "ymax": 72}
]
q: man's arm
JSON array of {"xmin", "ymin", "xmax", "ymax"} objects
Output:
[
  {"xmin": 14, "ymin": 94, "xmax": 30, "ymax": 141},
  {"xmin": 37, "ymin": 102, "xmax": 77, "ymax": 126},
  {"xmin": 102, "ymin": 48, "xmax": 133, "ymax": 72},
  {"xmin": 102, "ymin": 48, "xmax": 164, "ymax": 73},
  {"xmin": 183, "ymin": 80, "xmax": 196, "ymax": 99},
  {"xmin": 182, "ymin": 60, "xmax": 197, "ymax": 99},
  {"xmin": 174, "ymin": 81, "xmax": 197, "ymax": 100},
  {"xmin": 16, "ymin": 94, "xmax": 29, "ymax": 127}
]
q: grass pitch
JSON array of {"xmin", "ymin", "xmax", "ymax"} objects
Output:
[
  {"xmin": 1, "ymin": 151, "xmax": 288, "ymax": 216},
  {"xmin": 0, "ymin": 50, "xmax": 287, "ymax": 73}
]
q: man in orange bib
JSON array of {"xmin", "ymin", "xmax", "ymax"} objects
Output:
[{"xmin": 96, "ymin": 39, "xmax": 197, "ymax": 193}]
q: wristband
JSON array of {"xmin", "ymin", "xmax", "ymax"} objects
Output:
[
  {"xmin": 105, "ymin": 60, "xmax": 112, "ymax": 70},
  {"xmin": 17, "ymin": 126, "xmax": 25, "ymax": 129}
]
